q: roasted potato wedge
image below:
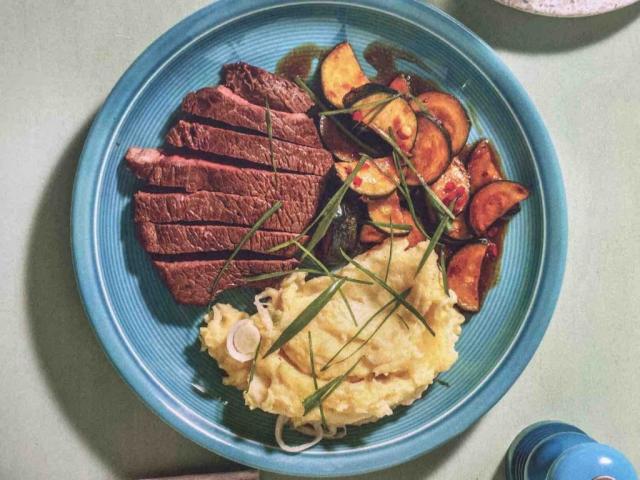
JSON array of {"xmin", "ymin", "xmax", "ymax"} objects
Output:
[
  {"xmin": 413, "ymin": 91, "xmax": 470, "ymax": 154},
  {"xmin": 447, "ymin": 242, "xmax": 488, "ymax": 312},
  {"xmin": 467, "ymin": 140, "xmax": 503, "ymax": 193},
  {"xmin": 469, "ymin": 180, "xmax": 530, "ymax": 234},
  {"xmin": 430, "ymin": 157, "xmax": 471, "ymax": 215},
  {"xmin": 321, "ymin": 42, "xmax": 369, "ymax": 108},
  {"xmin": 335, "ymin": 157, "xmax": 398, "ymax": 197}
]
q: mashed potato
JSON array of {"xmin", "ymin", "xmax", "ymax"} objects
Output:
[{"xmin": 200, "ymin": 238, "xmax": 464, "ymax": 428}]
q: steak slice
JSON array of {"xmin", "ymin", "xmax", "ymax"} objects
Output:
[
  {"xmin": 134, "ymin": 191, "xmax": 317, "ymax": 234},
  {"xmin": 138, "ymin": 223, "xmax": 305, "ymax": 257},
  {"xmin": 125, "ymin": 148, "xmax": 325, "ymax": 204},
  {"xmin": 222, "ymin": 62, "xmax": 314, "ymax": 114},
  {"xmin": 182, "ymin": 85, "xmax": 322, "ymax": 148},
  {"xmin": 153, "ymin": 258, "xmax": 299, "ymax": 305},
  {"xmin": 166, "ymin": 120, "xmax": 333, "ymax": 176}
]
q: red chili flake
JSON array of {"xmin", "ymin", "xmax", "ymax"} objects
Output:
[
  {"xmin": 487, "ymin": 226, "xmax": 500, "ymax": 238},
  {"xmin": 353, "ymin": 176, "xmax": 363, "ymax": 187},
  {"xmin": 455, "ymin": 186, "xmax": 466, "ymax": 197},
  {"xmin": 442, "ymin": 194, "xmax": 454, "ymax": 205},
  {"xmin": 455, "ymin": 194, "xmax": 466, "ymax": 210},
  {"xmin": 444, "ymin": 181, "xmax": 456, "ymax": 193},
  {"xmin": 486, "ymin": 242, "xmax": 498, "ymax": 259},
  {"xmin": 360, "ymin": 163, "xmax": 370, "ymax": 170},
  {"xmin": 352, "ymin": 111, "xmax": 364, "ymax": 122}
]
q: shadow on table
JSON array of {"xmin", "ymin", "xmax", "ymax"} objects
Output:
[
  {"xmin": 448, "ymin": 0, "xmax": 640, "ymax": 53},
  {"xmin": 24, "ymin": 117, "xmax": 235, "ymax": 479}
]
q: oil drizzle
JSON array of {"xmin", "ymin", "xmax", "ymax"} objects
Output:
[{"xmin": 275, "ymin": 43, "xmax": 328, "ymax": 81}]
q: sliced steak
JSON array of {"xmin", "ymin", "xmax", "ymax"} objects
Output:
[
  {"xmin": 166, "ymin": 120, "xmax": 333, "ymax": 176},
  {"xmin": 182, "ymin": 85, "xmax": 321, "ymax": 148},
  {"xmin": 153, "ymin": 258, "xmax": 299, "ymax": 305},
  {"xmin": 134, "ymin": 191, "xmax": 317, "ymax": 234},
  {"xmin": 125, "ymin": 148, "xmax": 325, "ymax": 204},
  {"xmin": 222, "ymin": 62, "xmax": 314, "ymax": 114},
  {"xmin": 138, "ymin": 223, "xmax": 305, "ymax": 257}
]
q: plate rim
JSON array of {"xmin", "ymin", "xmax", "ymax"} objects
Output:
[{"xmin": 71, "ymin": 0, "xmax": 568, "ymax": 476}]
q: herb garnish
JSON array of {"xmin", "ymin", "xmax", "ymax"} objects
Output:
[
  {"xmin": 439, "ymin": 248, "xmax": 449, "ymax": 295},
  {"xmin": 244, "ymin": 269, "xmax": 371, "ymax": 285},
  {"xmin": 294, "ymin": 241, "xmax": 359, "ymax": 327},
  {"xmin": 264, "ymin": 98, "xmax": 277, "ymax": 181},
  {"xmin": 384, "ymin": 227, "xmax": 394, "ymax": 282},
  {"xmin": 248, "ymin": 338, "xmax": 261, "ymax": 386},
  {"xmin": 339, "ymin": 298, "xmax": 404, "ymax": 364},
  {"xmin": 366, "ymin": 220, "xmax": 412, "ymax": 231},
  {"xmin": 308, "ymin": 332, "xmax": 328, "ymax": 429},
  {"xmin": 267, "ymin": 154, "xmax": 368, "ymax": 254},
  {"xmin": 415, "ymin": 209, "xmax": 449, "ymax": 276},
  {"xmin": 303, "ymin": 155, "xmax": 368, "ymax": 254},
  {"xmin": 302, "ymin": 356, "xmax": 362, "ymax": 415},
  {"xmin": 263, "ymin": 279, "xmax": 346, "ymax": 357},
  {"xmin": 317, "ymin": 93, "xmax": 400, "ymax": 117},
  {"xmin": 391, "ymin": 150, "xmax": 429, "ymax": 239},
  {"xmin": 294, "ymin": 76, "xmax": 377, "ymax": 157},
  {"xmin": 340, "ymin": 249, "xmax": 435, "ymax": 336},
  {"xmin": 435, "ymin": 377, "xmax": 451, "ymax": 388},
  {"xmin": 385, "ymin": 129, "xmax": 454, "ymax": 220},
  {"xmin": 207, "ymin": 201, "xmax": 283, "ymax": 309},
  {"xmin": 321, "ymin": 290, "xmax": 409, "ymax": 371}
]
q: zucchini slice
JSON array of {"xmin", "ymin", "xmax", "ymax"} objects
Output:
[
  {"xmin": 335, "ymin": 157, "xmax": 398, "ymax": 197},
  {"xmin": 404, "ymin": 115, "xmax": 452, "ymax": 185},
  {"xmin": 447, "ymin": 242, "xmax": 488, "ymax": 312},
  {"xmin": 430, "ymin": 157, "xmax": 471, "ymax": 215},
  {"xmin": 318, "ymin": 116, "xmax": 361, "ymax": 163},
  {"xmin": 414, "ymin": 91, "xmax": 470, "ymax": 154},
  {"xmin": 345, "ymin": 84, "xmax": 418, "ymax": 153},
  {"xmin": 359, "ymin": 224, "xmax": 387, "ymax": 244},
  {"xmin": 321, "ymin": 42, "xmax": 369, "ymax": 108},
  {"xmin": 469, "ymin": 180, "xmax": 530, "ymax": 235},
  {"xmin": 467, "ymin": 140, "xmax": 503, "ymax": 193},
  {"xmin": 366, "ymin": 191, "xmax": 406, "ymax": 234},
  {"xmin": 388, "ymin": 74, "xmax": 410, "ymax": 94}
]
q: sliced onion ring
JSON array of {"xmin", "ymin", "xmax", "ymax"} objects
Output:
[
  {"xmin": 275, "ymin": 416, "xmax": 323, "ymax": 453},
  {"xmin": 226, "ymin": 319, "xmax": 260, "ymax": 363}
]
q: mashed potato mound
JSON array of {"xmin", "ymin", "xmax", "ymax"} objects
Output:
[{"xmin": 200, "ymin": 238, "xmax": 464, "ymax": 428}]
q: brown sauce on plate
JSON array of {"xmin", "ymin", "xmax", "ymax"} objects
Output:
[
  {"xmin": 276, "ymin": 43, "xmax": 328, "ymax": 81},
  {"xmin": 363, "ymin": 41, "xmax": 439, "ymax": 92}
]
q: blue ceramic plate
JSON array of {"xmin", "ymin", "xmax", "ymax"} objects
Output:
[{"xmin": 71, "ymin": 0, "xmax": 567, "ymax": 476}]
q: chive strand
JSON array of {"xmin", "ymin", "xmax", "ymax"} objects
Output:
[
  {"xmin": 340, "ymin": 249, "xmax": 435, "ymax": 336},
  {"xmin": 294, "ymin": 76, "xmax": 377, "ymax": 157},
  {"xmin": 308, "ymin": 332, "xmax": 328, "ymax": 429},
  {"xmin": 207, "ymin": 201, "xmax": 282, "ymax": 309}
]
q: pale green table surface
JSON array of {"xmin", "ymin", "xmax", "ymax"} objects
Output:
[{"xmin": 1, "ymin": 1, "xmax": 638, "ymax": 479}]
